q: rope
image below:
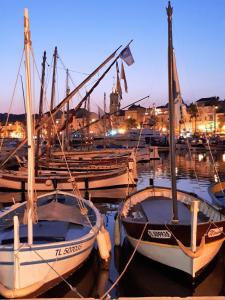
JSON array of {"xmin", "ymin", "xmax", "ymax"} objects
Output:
[
  {"xmin": 29, "ymin": 246, "xmax": 83, "ymax": 297},
  {"xmin": 0, "ymin": 48, "xmax": 25, "ymax": 151},
  {"xmin": 28, "ymin": 47, "xmax": 92, "ymax": 227},
  {"xmin": 99, "ymin": 222, "xmax": 149, "ymax": 300}
]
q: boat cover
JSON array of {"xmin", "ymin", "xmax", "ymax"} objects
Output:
[{"xmin": 37, "ymin": 201, "xmax": 90, "ymax": 226}]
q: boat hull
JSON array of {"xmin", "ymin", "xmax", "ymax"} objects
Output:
[
  {"xmin": 0, "ymin": 235, "xmax": 95, "ymax": 298},
  {"xmin": 120, "ymin": 186, "xmax": 225, "ymax": 278},
  {"xmin": 126, "ymin": 233, "xmax": 223, "ymax": 278},
  {"xmin": 0, "ymin": 168, "xmax": 136, "ymax": 191}
]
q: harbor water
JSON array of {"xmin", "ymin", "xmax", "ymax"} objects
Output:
[{"xmin": 0, "ymin": 150, "xmax": 225, "ymax": 298}]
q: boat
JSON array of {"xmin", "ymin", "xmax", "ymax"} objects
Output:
[
  {"xmin": 120, "ymin": 1, "xmax": 225, "ymax": 278},
  {"xmin": 0, "ymin": 9, "xmax": 102, "ymax": 298},
  {"xmin": 116, "ymin": 238, "xmax": 225, "ymax": 297},
  {"xmin": 120, "ymin": 186, "xmax": 225, "ymax": 278},
  {"xmin": 0, "ymin": 167, "xmax": 136, "ymax": 191}
]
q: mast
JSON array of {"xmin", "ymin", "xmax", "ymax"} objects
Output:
[
  {"xmin": 35, "ymin": 50, "xmax": 46, "ymax": 175},
  {"xmin": 24, "ymin": 8, "xmax": 35, "ymax": 243},
  {"xmin": 103, "ymin": 92, "xmax": 106, "ymax": 149},
  {"xmin": 167, "ymin": 1, "xmax": 178, "ymax": 222},
  {"xmin": 65, "ymin": 68, "xmax": 70, "ymax": 150},
  {"xmin": 47, "ymin": 46, "xmax": 57, "ymax": 159},
  {"xmin": 0, "ymin": 43, "xmax": 128, "ymax": 168}
]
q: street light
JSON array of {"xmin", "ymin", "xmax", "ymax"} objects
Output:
[{"xmin": 214, "ymin": 105, "xmax": 218, "ymax": 134}]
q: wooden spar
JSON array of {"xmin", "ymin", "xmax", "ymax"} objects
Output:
[
  {"xmin": 46, "ymin": 40, "xmax": 134, "ymax": 139},
  {"xmin": 35, "ymin": 50, "xmax": 46, "ymax": 176},
  {"xmin": 47, "ymin": 46, "xmax": 58, "ymax": 160},
  {"xmin": 65, "ymin": 68, "xmax": 70, "ymax": 150},
  {"xmin": 24, "ymin": 8, "xmax": 34, "ymax": 242},
  {"xmin": 103, "ymin": 92, "xmax": 106, "ymax": 149},
  {"xmin": 0, "ymin": 42, "xmax": 127, "ymax": 168},
  {"xmin": 72, "ymin": 95, "xmax": 150, "ymax": 135},
  {"xmin": 167, "ymin": 1, "xmax": 178, "ymax": 222}
]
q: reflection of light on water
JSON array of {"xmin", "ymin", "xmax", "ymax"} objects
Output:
[
  {"xmin": 214, "ymin": 174, "xmax": 219, "ymax": 183},
  {"xmin": 223, "ymin": 153, "xmax": 225, "ymax": 162},
  {"xmin": 198, "ymin": 154, "xmax": 204, "ymax": 162}
]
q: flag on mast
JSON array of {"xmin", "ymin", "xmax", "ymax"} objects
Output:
[
  {"xmin": 120, "ymin": 46, "xmax": 134, "ymax": 66},
  {"xmin": 121, "ymin": 62, "xmax": 128, "ymax": 93},
  {"xmin": 116, "ymin": 62, "xmax": 122, "ymax": 99}
]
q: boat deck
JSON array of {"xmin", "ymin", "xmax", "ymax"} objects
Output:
[
  {"xmin": 126, "ymin": 196, "xmax": 209, "ymax": 225},
  {"xmin": 0, "ymin": 193, "xmax": 96, "ymax": 246}
]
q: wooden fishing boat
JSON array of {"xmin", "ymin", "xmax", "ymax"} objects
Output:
[
  {"xmin": 120, "ymin": 186, "xmax": 225, "ymax": 278},
  {"xmin": 120, "ymin": 1, "xmax": 225, "ymax": 278},
  {"xmin": 0, "ymin": 190, "xmax": 101, "ymax": 298},
  {"xmin": 0, "ymin": 166, "xmax": 136, "ymax": 191}
]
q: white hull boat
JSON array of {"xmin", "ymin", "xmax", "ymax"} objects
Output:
[
  {"xmin": 120, "ymin": 187, "xmax": 225, "ymax": 278},
  {"xmin": 0, "ymin": 167, "xmax": 136, "ymax": 191},
  {"xmin": 0, "ymin": 190, "xmax": 101, "ymax": 298}
]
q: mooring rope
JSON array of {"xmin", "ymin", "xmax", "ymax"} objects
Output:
[
  {"xmin": 99, "ymin": 221, "xmax": 148, "ymax": 300},
  {"xmin": 28, "ymin": 245, "xmax": 84, "ymax": 297}
]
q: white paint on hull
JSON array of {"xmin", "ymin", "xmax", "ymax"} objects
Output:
[{"xmin": 127, "ymin": 234, "xmax": 224, "ymax": 277}]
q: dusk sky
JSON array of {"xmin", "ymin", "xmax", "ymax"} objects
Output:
[{"xmin": 1, "ymin": 0, "xmax": 225, "ymax": 114}]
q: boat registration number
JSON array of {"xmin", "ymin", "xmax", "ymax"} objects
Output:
[
  {"xmin": 208, "ymin": 227, "xmax": 223, "ymax": 238},
  {"xmin": 148, "ymin": 230, "xmax": 171, "ymax": 239},
  {"xmin": 55, "ymin": 245, "xmax": 82, "ymax": 256}
]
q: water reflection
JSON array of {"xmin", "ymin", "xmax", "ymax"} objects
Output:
[
  {"xmin": 116, "ymin": 240, "xmax": 225, "ymax": 297},
  {"xmin": 0, "ymin": 151, "xmax": 225, "ymax": 297}
]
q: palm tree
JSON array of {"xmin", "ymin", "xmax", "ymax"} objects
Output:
[{"xmin": 188, "ymin": 103, "xmax": 198, "ymax": 133}]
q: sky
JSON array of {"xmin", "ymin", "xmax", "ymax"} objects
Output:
[{"xmin": 1, "ymin": 0, "xmax": 225, "ymax": 114}]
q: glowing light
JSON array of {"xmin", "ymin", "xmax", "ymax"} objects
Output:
[
  {"xmin": 198, "ymin": 125, "xmax": 205, "ymax": 131},
  {"xmin": 91, "ymin": 118, "xmax": 96, "ymax": 122},
  {"xmin": 214, "ymin": 174, "xmax": 218, "ymax": 183},
  {"xmin": 118, "ymin": 128, "xmax": 126, "ymax": 134},
  {"xmin": 162, "ymin": 127, "xmax": 167, "ymax": 132},
  {"xmin": 127, "ymin": 116, "xmax": 131, "ymax": 119},
  {"xmin": 198, "ymin": 154, "xmax": 204, "ymax": 162},
  {"xmin": 223, "ymin": 153, "xmax": 225, "ymax": 162},
  {"xmin": 110, "ymin": 129, "xmax": 117, "ymax": 136}
]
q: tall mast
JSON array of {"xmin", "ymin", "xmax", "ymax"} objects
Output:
[
  {"xmin": 24, "ymin": 8, "xmax": 35, "ymax": 243},
  {"xmin": 65, "ymin": 68, "xmax": 70, "ymax": 150},
  {"xmin": 35, "ymin": 50, "xmax": 46, "ymax": 175},
  {"xmin": 167, "ymin": 1, "xmax": 178, "ymax": 222},
  {"xmin": 47, "ymin": 46, "xmax": 57, "ymax": 159}
]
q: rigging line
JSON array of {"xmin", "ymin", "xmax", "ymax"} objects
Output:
[
  {"xmin": 0, "ymin": 48, "xmax": 25, "ymax": 151},
  {"xmin": 58, "ymin": 55, "xmax": 101, "ymax": 94},
  {"xmin": 73, "ymin": 95, "xmax": 150, "ymax": 135},
  {"xmin": 46, "ymin": 113, "xmax": 92, "ymax": 223},
  {"xmin": 99, "ymin": 222, "xmax": 149, "ymax": 300},
  {"xmin": 48, "ymin": 58, "xmax": 90, "ymax": 76},
  {"xmin": 29, "ymin": 246, "xmax": 84, "ymax": 298},
  {"xmin": 57, "ymin": 56, "xmax": 85, "ymax": 100},
  {"xmin": 30, "ymin": 48, "xmax": 88, "ymax": 216}
]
